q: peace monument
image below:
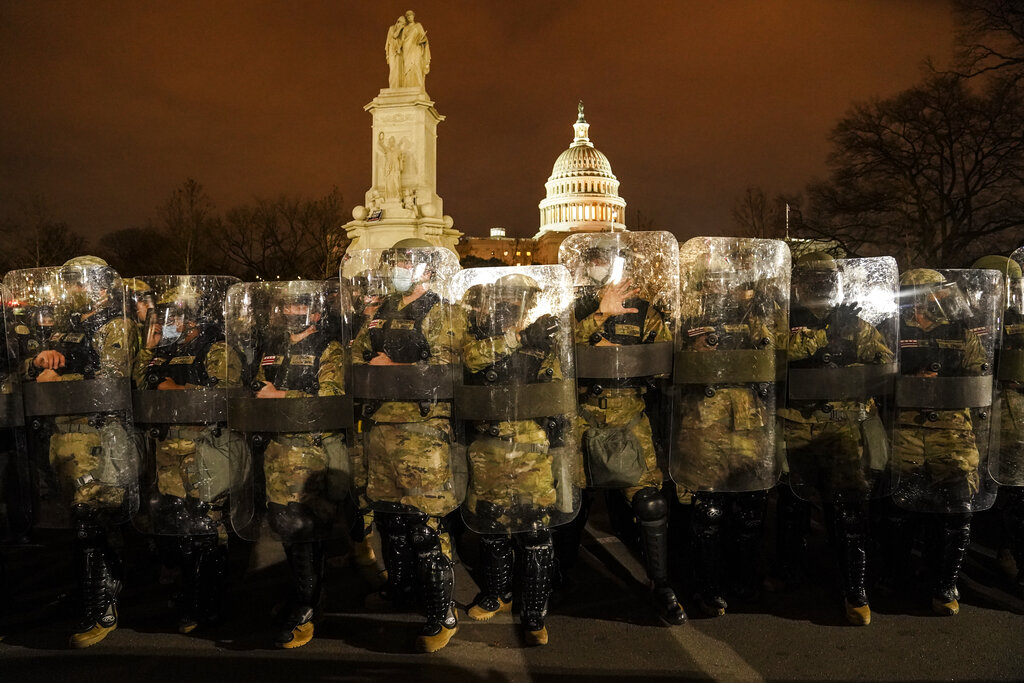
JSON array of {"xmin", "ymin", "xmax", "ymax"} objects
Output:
[{"xmin": 343, "ymin": 10, "xmax": 461, "ymax": 252}]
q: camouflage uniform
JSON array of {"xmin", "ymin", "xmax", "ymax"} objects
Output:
[
  {"xmin": 20, "ymin": 257, "xmax": 138, "ymax": 648},
  {"xmin": 776, "ymin": 252, "xmax": 896, "ymax": 625},
  {"xmin": 886, "ymin": 268, "xmax": 991, "ymax": 616},
  {"xmin": 565, "ymin": 285, "xmax": 685, "ymax": 624},
  {"xmin": 674, "ymin": 293, "xmax": 782, "ymax": 616},
  {"xmin": 134, "ymin": 310, "xmax": 242, "ymax": 632},
  {"xmin": 350, "ymin": 245, "xmax": 459, "ymax": 653}
]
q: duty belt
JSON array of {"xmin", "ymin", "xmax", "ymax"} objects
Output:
[{"xmin": 473, "ymin": 435, "xmax": 549, "ymax": 454}]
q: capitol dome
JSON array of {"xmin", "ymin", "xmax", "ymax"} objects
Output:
[{"xmin": 537, "ymin": 103, "xmax": 627, "ymax": 236}]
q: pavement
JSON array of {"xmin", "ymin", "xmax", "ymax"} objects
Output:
[{"xmin": 1, "ymin": 492, "xmax": 1023, "ymax": 682}]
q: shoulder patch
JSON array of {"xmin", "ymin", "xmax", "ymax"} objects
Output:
[{"xmin": 169, "ymin": 355, "xmax": 196, "ymax": 365}]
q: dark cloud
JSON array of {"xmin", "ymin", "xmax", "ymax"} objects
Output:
[{"xmin": 0, "ymin": 1, "xmax": 954, "ymax": 242}]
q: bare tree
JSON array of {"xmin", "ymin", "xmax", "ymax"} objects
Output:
[
  {"xmin": 949, "ymin": 0, "xmax": 1024, "ymax": 81},
  {"xmin": 0, "ymin": 195, "xmax": 88, "ymax": 270},
  {"xmin": 159, "ymin": 178, "xmax": 218, "ymax": 274},
  {"xmin": 806, "ymin": 74, "xmax": 1024, "ymax": 267},
  {"xmin": 731, "ymin": 187, "xmax": 802, "ymax": 239}
]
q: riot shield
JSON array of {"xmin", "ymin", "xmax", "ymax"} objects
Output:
[
  {"xmin": 341, "ymin": 245, "xmax": 463, "ymax": 517},
  {"xmin": 128, "ymin": 275, "xmax": 241, "ymax": 537},
  {"xmin": 1, "ymin": 285, "xmax": 31, "ymax": 542},
  {"xmin": 783, "ymin": 256, "xmax": 898, "ymax": 502},
  {"xmin": 670, "ymin": 237, "xmax": 790, "ymax": 493},
  {"xmin": 558, "ymin": 231, "xmax": 679, "ymax": 489},
  {"xmin": 991, "ymin": 248, "xmax": 1024, "ymax": 485},
  {"xmin": 226, "ymin": 280, "xmax": 355, "ymax": 542},
  {"xmin": 892, "ymin": 268, "xmax": 1000, "ymax": 513},
  {"xmin": 450, "ymin": 266, "xmax": 580, "ymax": 534},
  {"xmin": 3, "ymin": 264, "xmax": 138, "ymax": 527}
]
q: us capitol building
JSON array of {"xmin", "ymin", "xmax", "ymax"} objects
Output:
[{"xmin": 457, "ymin": 102, "xmax": 629, "ymax": 265}]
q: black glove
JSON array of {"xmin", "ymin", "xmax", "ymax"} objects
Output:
[
  {"xmin": 827, "ymin": 302, "xmax": 862, "ymax": 341},
  {"xmin": 519, "ymin": 314, "xmax": 558, "ymax": 351}
]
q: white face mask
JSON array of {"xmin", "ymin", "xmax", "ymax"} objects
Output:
[
  {"xmin": 587, "ymin": 265, "xmax": 610, "ymax": 285},
  {"xmin": 159, "ymin": 323, "xmax": 181, "ymax": 347},
  {"xmin": 392, "ymin": 266, "xmax": 415, "ymax": 293}
]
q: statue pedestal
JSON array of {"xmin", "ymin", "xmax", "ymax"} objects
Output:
[{"xmin": 343, "ymin": 87, "xmax": 461, "ymax": 252}]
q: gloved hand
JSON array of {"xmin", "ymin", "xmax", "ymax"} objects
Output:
[
  {"xmin": 519, "ymin": 314, "xmax": 559, "ymax": 351},
  {"xmin": 827, "ymin": 302, "xmax": 862, "ymax": 341}
]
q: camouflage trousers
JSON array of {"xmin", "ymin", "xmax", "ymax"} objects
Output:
[
  {"xmin": 365, "ymin": 418, "xmax": 459, "ymax": 517},
  {"xmin": 466, "ymin": 432, "xmax": 556, "ymax": 526},
  {"xmin": 576, "ymin": 390, "xmax": 663, "ymax": 503},
  {"xmin": 782, "ymin": 417, "xmax": 871, "ymax": 500},
  {"xmin": 48, "ymin": 418, "xmax": 133, "ymax": 517},
  {"xmin": 892, "ymin": 426, "xmax": 980, "ymax": 498},
  {"xmin": 264, "ymin": 433, "xmax": 348, "ymax": 524},
  {"xmin": 152, "ymin": 426, "xmax": 231, "ymax": 542}
]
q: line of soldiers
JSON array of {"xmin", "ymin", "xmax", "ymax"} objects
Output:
[{"xmin": 1, "ymin": 234, "xmax": 1021, "ymax": 654}]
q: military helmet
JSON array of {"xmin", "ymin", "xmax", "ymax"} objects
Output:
[
  {"xmin": 582, "ymin": 234, "xmax": 625, "ymax": 263},
  {"xmin": 494, "ymin": 273, "xmax": 541, "ymax": 294},
  {"xmin": 63, "ymin": 255, "xmax": 109, "ymax": 268},
  {"xmin": 793, "ymin": 251, "xmax": 838, "ymax": 271},
  {"xmin": 899, "ymin": 268, "xmax": 944, "ymax": 287},
  {"xmin": 972, "ymin": 255, "xmax": 1023, "ymax": 280},
  {"xmin": 123, "ymin": 277, "xmax": 153, "ymax": 294}
]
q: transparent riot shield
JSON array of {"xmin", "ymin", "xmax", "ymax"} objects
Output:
[
  {"xmin": 783, "ymin": 257, "xmax": 898, "ymax": 503},
  {"xmin": 3, "ymin": 264, "xmax": 138, "ymax": 527},
  {"xmin": 558, "ymin": 231, "xmax": 679, "ymax": 489},
  {"xmin": 892, "ymin": 268, "xmax": 1000, "ymax": 513},
  {"xmin": 670, "ymin": 237, "xmax": 790, "ymax": 493},
  {"xmin": 1, "ymin": 285, "xmax": 31, "ymax": 542},
  {"xmin": 128, "ymin": 275, "xmax": 241, "ymax": 538},
  {"xmin": 226, "ymin": 280, "xmax": 355, "ymax": 542},
  {"xmin": 341, "ymin": 246, "xmax": 463, "ymax": 517},
  {"xmin": 450, "ymin": 266, "xmax": 580, "ymax": 534},
  {"xmin": 991, "ymin": 248, "xmax": 1024, "ymax": 485}
]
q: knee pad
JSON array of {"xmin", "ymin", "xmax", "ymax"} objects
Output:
[
  {"xmin": 267, "ymin": 502, "xmax": 317, "ymax": 543},
  {"xmin": 409, "ymin": 516, "xmax": 441, "ymax": 554},
  {"xmin": 631, "ymin": 487, "xmax": 669, "ymax": 523},
  {"xmin": 521, "ymin": 526, "xmax": 552, "ymax": 548},
  {"xmin": 692, "ymin": 493, "xmax": 725, "ymax": 536}
]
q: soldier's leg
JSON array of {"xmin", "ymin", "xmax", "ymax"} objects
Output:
[
  {"xmin": 766, "ymin": 482, "xmax": 812, "ymax": 591},
  {"xmin": 878, "ymin": 497, "xmax": 916, "ymax": 594},
  {"xmin": 468, "ymin": 532, "xmax": 514, "ymax": 621},
  {"xmin": 366, "ymin": 509, "xmax": 417, "ymax": 608},
  {"xmin": 68, "ymin": 504, "xmax": 121, "ymax": 648},
  {"xmin": 729, "ymin": 490, "xmax": 767, "ymax": 601},
  {"xmin": 519, "ymin": 525, "xmax": 554, "ymax": 646},
  {"xmin": 552, "ymin": 487, "xmax": 594, "ymax": 588},
  {"xmin": 931, "ymin": 512, "xmax": 972, "ymax": 616},
  {"xmin": 267, "ymin": 501, "xmax": 324, "ymax": 649},
  {"xmin": 630, "ymin": 486, "xmax": 686, "ymax": 625},
  {"xmin": 177, "ymin": 530, "xmax": 228, "ymax": 634},
  {"xmin": 691, "ymin": 491, "xmax": 727, "ymax": 616},
  {"xmin": 832, "ymin": 499, "xmax": 870, "ymax": 625},
  {"xmin": 410, "ymin": 514, "xmax": 457, "ymax": 653}
]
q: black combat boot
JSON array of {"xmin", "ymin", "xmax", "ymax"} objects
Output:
[
  {"xmin": 691, "ymin": 493, "xmax": 727, "ymax": 616},
  {"xmin": 411, "ymin": 520, "xmax": 457, "ymax": 653},
  {"xmin": 178, "ymin": 534, "xmax": 229, "ymax": 633},
  {"xmin": 765, "ymin": 484, "xmax": 811, "ymax": 592},
  {"xmin": 633, "ymin": 487, "xmax": 686, "ymax": 625},
  {"xmin": 276, "ymin": 541, "xmax": 323, "ymax": 648},
  {"xmin": 729, "ymin": 491, "xmax": 767, "ymax": 602},
  {"xmin": 932, "ymin": 513, "xmax": 971, "ymax": 616},
  {"xmin": 467, "ymin": 534, "xmax": 513, "ymax": 621},
  {"xmin": 69, "ymin": 522, "xmax": 121, "ymax": 648},
  {"xmin": 520, "ymin": 528, "xmax": 554, "ymax": 645},
  {"xmin": 832, "ymin": 501, "xmax": 870, "ymax": 625}
]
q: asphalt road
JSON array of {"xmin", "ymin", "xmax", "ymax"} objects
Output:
[{"xmin": 2, "ymin": 493, "xmax": 1022, "ymax": 682}]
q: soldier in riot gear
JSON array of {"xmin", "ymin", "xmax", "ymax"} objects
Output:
[
  {"xmin": 777, "ymin": 252, "xmax": 896, "ymax": 625},
  {"xmin": 886, "ymin": 268, "xmax": 995, "ymax": 616},
  {"xmin": 456, "ymin": 271, "xmax": 576, "ymax": 645},
  {"xmin": 558, "ymin": 233, "xmax": 686, "ymax": 625},
  {"xmin": 133, "ymin": 278, "xmax": 240, "ymax": 633},
  {"xmin": 238, "ymin": 281, "xmax": 350, "ymax": 648},
  {"xmin": 1, "ymin": 292, "xmax": 30, "ymax": 548},
  {"xmin": 973, "ymin": 254, "xmax": 1024, "ymax": 596},
  {"xmin": 672, "ymin": 238, "xmax": 789, "ymax": 617},
  {"xmin": 349, "ymin": 239, "xmax": 461, "ymax": 653},
  {"xmin": 8, "ymin": 256, "xmax": 138, "ymax": 647}
]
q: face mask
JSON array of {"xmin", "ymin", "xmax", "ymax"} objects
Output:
[
  {"xmin": 160, "ymin": 323, "xmax": 181, "ymax": 347},
  {"xmin": 392, "ymin": 266, "xmax": 415, "ymax": 293},
  {"xmin": 587, "ymin": 266, "xmax": 610, "ymax": 285}
]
